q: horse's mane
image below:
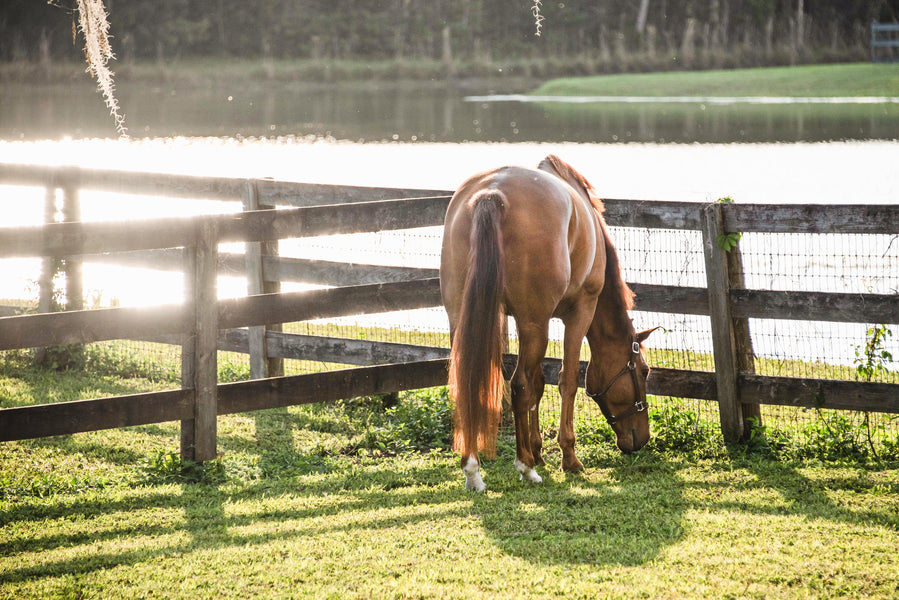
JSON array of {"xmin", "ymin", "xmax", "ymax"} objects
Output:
[
  {"xmin": 539, "ymin": 154, "xmax": 635, "ymax": 319},
  {"xmin": 538, "ymin": 154, "xmax": 604, "ymax": 214}
]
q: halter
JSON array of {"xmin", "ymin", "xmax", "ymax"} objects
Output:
[{"xmin": 586, "ymin": 339, "xmax": 648, "ymax": 425}]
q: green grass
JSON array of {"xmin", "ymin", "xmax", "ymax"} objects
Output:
[
  {"xmin": 532, "ymin": 63, "xmax": 899, "ymax": 98},
  {"xmin": 2, "ymin": 356, "xmax": 899, "ymax": 599}
]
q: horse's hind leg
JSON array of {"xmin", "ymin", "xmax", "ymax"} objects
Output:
[
  {"xmin": 510, "ymin": 321, "xmax": 549, "ymax": 483},
  {"xmin": 448, "ymin": 320, "xmax": 487, "ymax": 492},
  {"xmin": 461, "ymin": 453, "xmax": 485, "ymax": 492}
]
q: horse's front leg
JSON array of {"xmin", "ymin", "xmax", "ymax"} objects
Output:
[
  {"xmin": 558, "ymin": 365, "xmax": 584, "ymax": 473},
  {"xmin": 530, "ymin": 381, "xmax": 546, "ymax": 467},
  {"xmin": 558, "ymin": 303, "xmax": 596, "ymax": 472}
]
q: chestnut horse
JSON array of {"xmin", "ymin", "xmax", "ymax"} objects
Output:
[{"xmin": 440, "ymin": 155, "xmax": 655, "ymax": 491}]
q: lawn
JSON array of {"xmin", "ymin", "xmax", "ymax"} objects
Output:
[
  {"xmin": 532, "ymin": 63, "xmax": 899, "ymax": 98},
  {"xmin": 2, "ymin": 356, "xmax": 898, "ymax": 600}
]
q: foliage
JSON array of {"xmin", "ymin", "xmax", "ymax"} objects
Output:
[
  {"xmin": 217, "ymin": 354, "xmax": 252, "ymax": 383},
  {"xmin": 530, "ymin": 0, "xmax": 545, "ymax": 37},
  {"xmin": 648, "ymin": 404, "xmax": 721, "ymax": 457},
  {"xmin": 73, "ymin": 0, "xmax": 126, "ymax": 136},
  {"xmin": 4, "ymin": 1, "xmax": 892, "ymax": 70},
  {"xmin": 137, "ymin": 449, "xmax": 226, "ymax": 485},
  {"xmin": 716, "ymin": 232, "xmax": 742, "ymax": 253},
  {"xmin": 854, "ymin": 324, "xmax": 893, "ymax": 382},
  {"xmin": 356, "ymin": 387, "xmax": 454, "ymax": 456},
  {"xmin": 82, "ymin": 343, "xmax": 181, "ymax": 383},
  {"xmin": 715, "ymin": 196, "xmax": 742, "ymax": 253}
]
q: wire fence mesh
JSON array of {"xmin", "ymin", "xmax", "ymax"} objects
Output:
[{"xmin": 2, "ymin": 196, "xmax": 897, "ymax": 446}]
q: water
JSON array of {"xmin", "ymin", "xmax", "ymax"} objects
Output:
[
  {"xmin": 4, "ymin": 79, "xmax": 899, "ymax": 143},
  {"xmin": 1, "ymin": 79, "xmax": 897, "ymax": 368}
]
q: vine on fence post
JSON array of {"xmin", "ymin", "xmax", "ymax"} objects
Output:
[
  {"xmin": 715, "ymin": 197, "xmax": 742, "ymax": 252},
  {"xmin": 855, "ymin": 325, "xmax": 893, "ymax": 382},
  {"xmin": 854, "ymin": 324, "xmax": 893, "ymax": 459}
]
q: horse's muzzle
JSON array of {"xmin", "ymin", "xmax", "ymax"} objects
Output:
[{"xmin": 617, "ymin": 427, "xmax": 650, "ymax": 454}]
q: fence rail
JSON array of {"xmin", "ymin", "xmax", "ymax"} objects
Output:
[
  {"xmin": 0, "ymin": 164, "xmax": 897, "ymax": 456},
  {"xmin": 871, "ymin": 22, "xmax": 899, "ymax": 63}
]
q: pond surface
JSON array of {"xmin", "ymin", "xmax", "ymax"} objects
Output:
[{"xmin": 3, "ymin": 78, "xmax": 899, "ymax": 143}]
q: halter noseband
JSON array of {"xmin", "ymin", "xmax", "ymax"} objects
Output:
[{"xmin": 586, "ymin": 339, "xmax": 648, "ymax": 425}]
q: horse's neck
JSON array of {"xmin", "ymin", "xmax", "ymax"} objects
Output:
[
  {"xmin": 587, "ymin": 232, "xmax": 634, "ymax": 349},
  {"xmin": 587, "ymin": 292, "xmax": 633, "ymax": 351}
]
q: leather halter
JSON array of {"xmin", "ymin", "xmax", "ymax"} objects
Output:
[{"xmin": 586, "ymin": 339, "xmax": 648, "ymax": 425}]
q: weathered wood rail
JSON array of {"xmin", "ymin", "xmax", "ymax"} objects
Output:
[{"xmin": 0, "ymin": 164, "xmax": 896, "ymax": 457}]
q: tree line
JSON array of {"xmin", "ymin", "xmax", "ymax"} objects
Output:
[{"xmin": 3, "ymin": 0, "xmax": 897, "ymax": 72}]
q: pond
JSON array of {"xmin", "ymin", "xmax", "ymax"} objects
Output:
[{"xmin": 3, "ymin": 78, "xmax": 899, "ymax": 143}]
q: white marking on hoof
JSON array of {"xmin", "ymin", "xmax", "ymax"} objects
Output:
[
  {"xmin": 514, "ymin": 458, "xmax": 543, "ymax": 484},
  {"xmin": 462, "ymin": 454, "xmax": 486, "ymax": 492}
]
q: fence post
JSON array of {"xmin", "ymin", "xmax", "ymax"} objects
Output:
[
  {"xmin": 727, "ymin": 236, "xmax": 762, "ymax": 439},
  {"xmin": 61, "ymin": 168, "xmax": 83, "ymax": 313},
  {"xmin": 180, "ymin": 219, "xmax": 219, "ymax": 462},
  {"xmin": 242, "ymin": 179, "xmax": 283, "ymax": 379},
  {"xmin": 35, "ymin": 168, "xmax": 85, "ymax": 367},
  {"xmin": 701, "ymin": 203, "xmax": 744, "ymax": 443},
  {"xmin": 34, "ymin": 181, "xmax": 58, "ymax": 366}
]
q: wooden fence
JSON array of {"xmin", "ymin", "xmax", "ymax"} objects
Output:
[{"xmin": 0, "ymin": 164, "xmax": 897, "ymax": 460}]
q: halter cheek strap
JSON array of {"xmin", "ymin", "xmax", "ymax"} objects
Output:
[{"xmin": 585, "ymin": 340, "xmax": 648, "ymax": 425}]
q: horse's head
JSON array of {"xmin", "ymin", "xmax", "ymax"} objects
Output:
[{"xmin": 586, "ymin": 327, "xmax": 658, "ymax": 453}]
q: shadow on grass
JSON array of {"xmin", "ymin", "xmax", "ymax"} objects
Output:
[
  {"xmin": 711, "ymin": 449, "xmax": 899, "ymax": 529},
  {"xmin": 5, "ymin": 440, "xmax": 898, "ymax": 589},
  {"xmin": 472, "ymin": 448, "xmax": 686, "ymax": 567},
  {"xmin": 0, "ymin": 458, "xmax": 464, "ymax": 586}
]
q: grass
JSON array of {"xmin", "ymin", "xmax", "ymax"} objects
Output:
[
  {"xmin": 532, "ymin": 63, "xmax": 899, "ymax": 98},
  {"xmin": 2, "ymin": 353, "xmax": 899, "ymax": 599}
]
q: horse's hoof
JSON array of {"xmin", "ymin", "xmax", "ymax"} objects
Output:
[
  {"xmin": 462, "ymin": 454, "xmax": 486, "ymax": 492},
  {"xmin": 466, "ymin": 478, "xmax": 487, "ymax": 492},
  {"xmin": 518, "ymin": 471, "xmax": 543, "ymax": 484},
  {"xmin": 515, "ymin": 458, "xmax": 543, "ymax": 484},
  {"xmin": 563, "ymin": 458, "xmax": 584, "ymax": 473}
]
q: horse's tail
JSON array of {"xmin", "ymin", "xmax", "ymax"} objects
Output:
[{"xmin": 449, "ymin": 191, "xmax": 506, "ymax": 460}]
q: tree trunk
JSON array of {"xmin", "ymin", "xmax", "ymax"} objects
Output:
[{"xmin": 636, "ymin": 0, "xmax": 651, "ymax": 33}]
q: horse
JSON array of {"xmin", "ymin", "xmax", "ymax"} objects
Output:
[{"xmin": 440, "ymin": 155, "xmax": 656, "ymax": 492}]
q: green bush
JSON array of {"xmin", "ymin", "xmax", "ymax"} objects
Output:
[
  {"xmin": 138, "ymin": 449, "xmax": 227, "ymax": 485},
  {"xmin": 357, "ymin": 387, "xmax": 454, "ymax": 456},
  {"xmin": 648, "ymin": 405, "xmax": 721, "ymax": 456}
]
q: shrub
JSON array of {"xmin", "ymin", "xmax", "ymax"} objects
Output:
[
  {"xmin": 138, "ymin": 449, "xmax": 227, "ymax": 485},
  {"xmin": 648, "ymin": 404, "xmax": 721, "ymax": 456},
  {"xmin": 357, "ymin": 387, "xmax": 453, "ymax": 455}
]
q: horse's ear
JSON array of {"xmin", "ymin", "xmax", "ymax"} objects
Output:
[
  {"xmin": 636, "ymin": 326, "xmax": 661, "ymax": 344},
  {"xmin": 537, "ymin": 154, "xmax": 561, "ymax": 175}
]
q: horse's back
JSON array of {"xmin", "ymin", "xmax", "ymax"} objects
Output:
[{"xmin": 442, "ymin": 165, "xmax": 604, "ymax": 322}]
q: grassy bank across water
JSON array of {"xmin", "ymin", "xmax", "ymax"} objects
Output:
[{"xmin": 532, "ymin": 63, "xmax": 899, "ymax": 99}]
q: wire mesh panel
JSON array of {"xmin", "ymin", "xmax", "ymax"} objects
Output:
[{"xmin": 1, "ymin": 171, "xmax": 896, "ymax": 450}]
